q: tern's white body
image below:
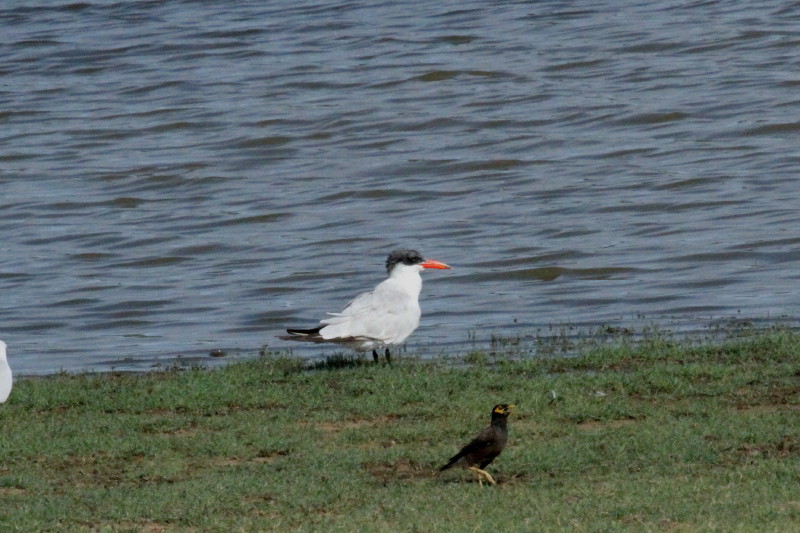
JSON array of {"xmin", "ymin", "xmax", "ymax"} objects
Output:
[
  {"xmin": 0, "ymin": 341, "xmax": 11, "ymax": 403},
  {"xmin": 282, "ymin": 249, "xmax": 451, "ymax": 358},
  {"xmin": 319, "ymin": 263, "xmax": 424, "ymax": 350}
]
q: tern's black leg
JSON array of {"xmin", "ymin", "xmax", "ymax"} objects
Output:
[
  {"xmin": 372, "ymin": 349, "xmax": 379, "ymax": 363},
  {"xmin": 385, "ymin": 348, "xmax": 391, "ymax": 364}
]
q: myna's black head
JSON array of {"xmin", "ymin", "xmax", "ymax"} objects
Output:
[{"xmin": 491, "ymin": 404, "xmax": 515, "ymax": 419}]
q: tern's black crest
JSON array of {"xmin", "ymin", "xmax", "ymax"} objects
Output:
[{"xmin": 386, "ymin": 249, "xmax": 424, "ymax": 274}]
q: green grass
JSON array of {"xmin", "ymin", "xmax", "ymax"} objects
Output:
[{"xmin": 1, "ymin": 330, "xmax": 799, "ymax": 532}]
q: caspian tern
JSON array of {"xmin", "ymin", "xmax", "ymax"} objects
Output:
[
  {"xmin": 281, "ymin": 249, "xmax": 451, "ymax": 362},
  {"xmin": 0, "ymin": 341, "xmax": 11, "ymax": 403}
]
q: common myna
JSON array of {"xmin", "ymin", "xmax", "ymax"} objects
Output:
[{"xmin": 440, "ymin": 404, "xmax": 514, "ymax": 485}]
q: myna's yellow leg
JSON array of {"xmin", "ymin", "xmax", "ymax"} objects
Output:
[
  {"xmin": 468, "ymin": 466, "xmax": 496, "ymax": 486},
  {"xmin": 468, "ymin": 466, "xmax": 482, "ymax": 485},
  {"xmin": 479, "ymin": 469, "xmax": 497, "ymax": 486}
]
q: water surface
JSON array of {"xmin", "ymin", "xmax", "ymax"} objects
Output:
[{"xmin": 2, "ymin": 1, "xmax": 800, "ymax": 373}]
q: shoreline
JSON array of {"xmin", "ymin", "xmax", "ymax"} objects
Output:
[{"xmin": 12, "ymin": 317, "xmax": 800, "ymax": 379}]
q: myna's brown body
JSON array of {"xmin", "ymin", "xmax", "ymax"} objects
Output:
[{"xmin": 439, "ymin": 404, "xmax": 514, "ymax": 485}]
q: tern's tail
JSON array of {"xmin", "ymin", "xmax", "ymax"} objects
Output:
[
  {"xmin": 285, "ymin": 326, "xmax": 323, "ymax": 336},
  {"xmin": 278, "ymin": 326, "xmax": 362, "ymax": 346},
  {"xmin": 278, "ymin": 326, "xmax": 326, "ymax": 343}
]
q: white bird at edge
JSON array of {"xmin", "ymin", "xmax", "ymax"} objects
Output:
[
  {"xmin": 280, "ymin": 249, "xmax": 451, "ymax": 362},
  {"xmin": 0, "ymin": 340, "xmax": 12, "ymax": 403}
]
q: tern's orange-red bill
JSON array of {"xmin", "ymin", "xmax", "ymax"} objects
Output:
[{"xmin": 420, "ymin": 259, "xmax": 451, "ymax": 270}]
